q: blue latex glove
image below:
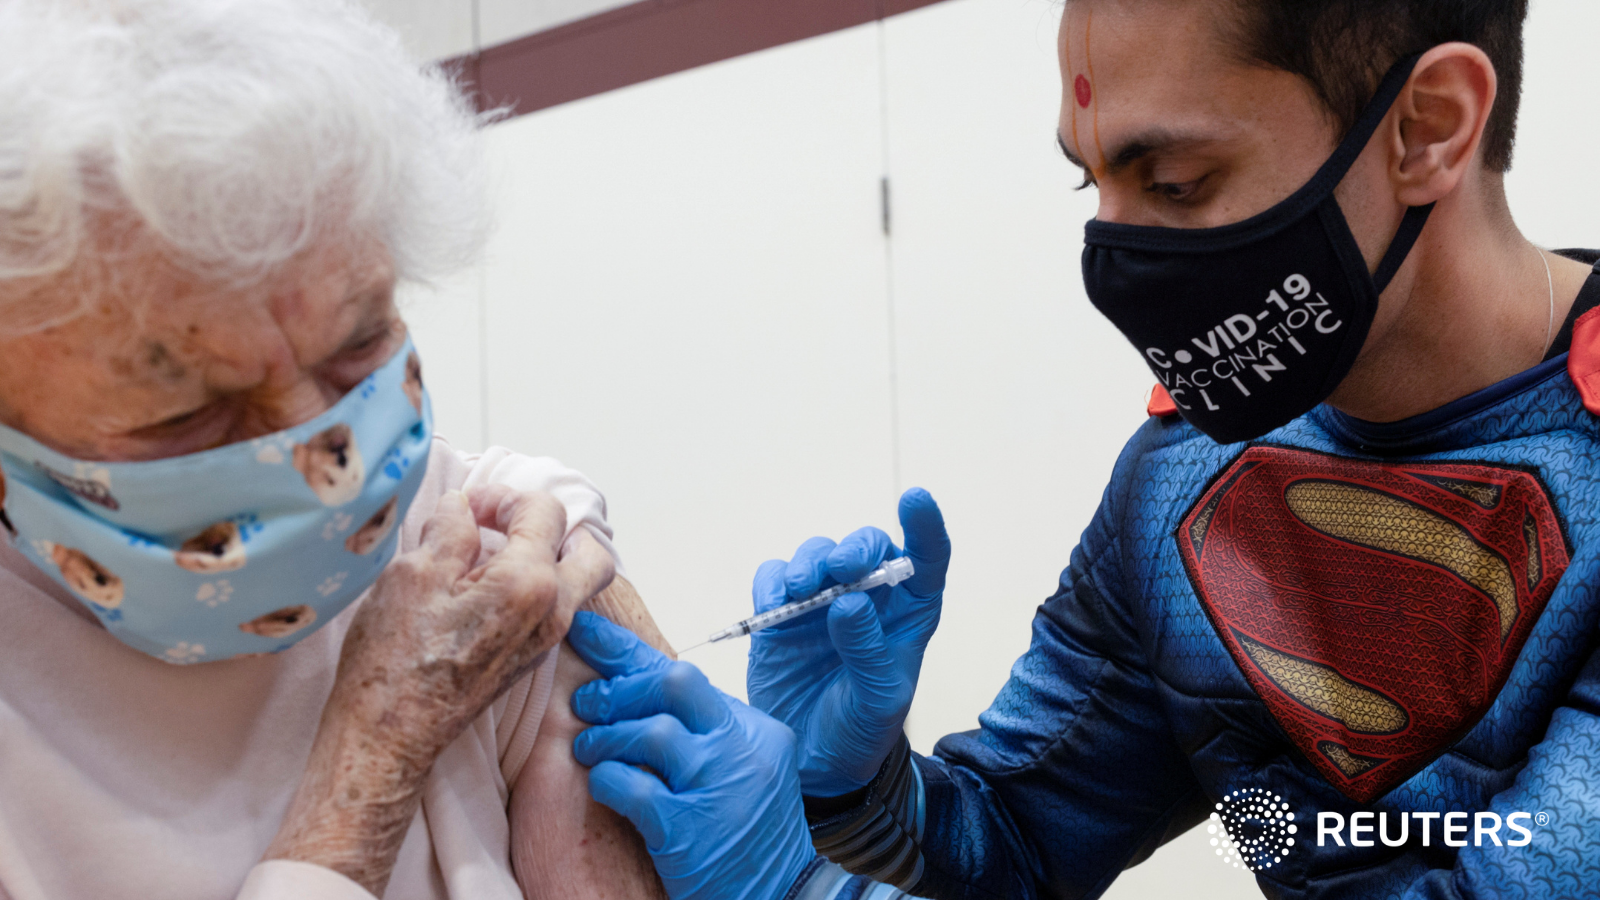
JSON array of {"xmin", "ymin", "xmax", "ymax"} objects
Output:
[
  {"xmin": 567, "ymin": 611, "xmax": 817, "ymax": 900},
  {"xmin": 747, "ymin": 487, "xmax": 950, "ymax": 797}
]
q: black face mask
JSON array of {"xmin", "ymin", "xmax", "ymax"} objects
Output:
[{"xmin": 1082, "ymin": 55, "xmax": 1432, "ymax": 444}]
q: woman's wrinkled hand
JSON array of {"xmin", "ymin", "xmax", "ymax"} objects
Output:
[
  {"xmin": 266, "ymin": 484, "xmax": 615, "ymax": 894},
  {"xmin": 334, "ymin": 484, "xmax": 615, "ymax": 758}
]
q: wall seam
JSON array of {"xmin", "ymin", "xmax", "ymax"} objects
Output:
[{"xmin": 876, "ymin": 10, "xmax": 903, "ymax": 500}]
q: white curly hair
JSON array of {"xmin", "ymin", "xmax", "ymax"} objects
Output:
[{"xmin": 0, "ymin": 0, "xmax": 491, "ymax": 333}]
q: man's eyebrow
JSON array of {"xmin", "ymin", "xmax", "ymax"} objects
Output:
[
  {"xmin": 1055, "ymin": 128, "xmax": 1222, "ymax": 176},
  {"xmin": 1056, "ymin": 132, "xmax": 1089, "ymax": 173}
]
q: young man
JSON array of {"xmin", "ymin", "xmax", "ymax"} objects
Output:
[{"xmin": 569, "ymin": 1, "xmax": 1600, "ymax": 897}]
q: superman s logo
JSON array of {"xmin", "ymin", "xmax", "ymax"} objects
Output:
[{"xmin": 1177, "ymin": 446, "xmax": 1569, "ymax": 803}]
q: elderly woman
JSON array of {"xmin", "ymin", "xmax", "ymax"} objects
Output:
[{"xmin": 0, "ymin": 1, "xmax": 672, "ymax": 898}]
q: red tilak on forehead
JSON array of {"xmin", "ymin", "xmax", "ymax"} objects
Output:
[{"xmin": 1074, "ymin": 74, "xmax": 1092, "ymax": 108}]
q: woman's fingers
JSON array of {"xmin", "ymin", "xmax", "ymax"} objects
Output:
[
  {"xmin": 470, "ymin": 484, "xmax": 568, "ymax": 566},
  {"xmin": 463, "ymin": 488, "xmax": 571, "ymax": 594},
  {"xmin": 555, "ymin": 527, "xmax": 616, "ymax": 612},
  {"xmin": 467, "ymin": 488, "xmax": 611, "ymax": 603},
  {"xmin": 457, "ymin": 489, "xmax": 614, "ymax": 661},
  {"xmin": 467, "ymin": 483, "xmax": 532, "ymax": 533},
  {"xmin": 416, "ymin": 490, "xmax": 482, "ymax": 580}
]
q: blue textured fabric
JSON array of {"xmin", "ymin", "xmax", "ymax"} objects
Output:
[{"xmin": 910, "ymin": 354, "xmax": 1600, "ymax": 900}]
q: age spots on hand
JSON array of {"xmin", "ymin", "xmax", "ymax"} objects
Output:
[{"xmin": 1074, "ymin": 74, "xmax": 1092, "ymax": 109}]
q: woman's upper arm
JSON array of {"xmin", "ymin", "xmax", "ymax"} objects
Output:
[{"xmin": 505, "ymin": 576, "xmax": 672, "ymax": 900}]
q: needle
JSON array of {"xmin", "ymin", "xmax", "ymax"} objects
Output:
[{"xmin": 679, "ymin": 558, "xmax": 915, "ymax": 652}]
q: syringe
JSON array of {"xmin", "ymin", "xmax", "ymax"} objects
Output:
[{"xmin": 680, "ymin": 557, "xmax": 916, "ymax": 653}]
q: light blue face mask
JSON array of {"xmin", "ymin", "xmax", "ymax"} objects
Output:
[{"xmin": 0, "ymin": 337, "xmax": 432, "ymax": 664}]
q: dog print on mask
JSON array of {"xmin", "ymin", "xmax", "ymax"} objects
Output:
[
  {"xmin": 174, "ymin": 521, "xmax": 246, "ymax": 573},
  {"xmin": 33, "ymin": 461, "xmax": 119, "ymax": 510},
  {"xmin": 49, "ymin": 544, "xmax": 124, "ymax": 608},
  {"xmin": 344, "ymin": 497, "xmax": 399, "ymax": 555},
  {"xmin": 239, "ymin": 604, "xmax": 317, "ymax": 639},
  {"xmin": 293, "ymin": 423, "xmax": 364, "ymax": 507},
  {"xmin": 403, "ymin": 352, "xmax": 424, "ymax": 415}
]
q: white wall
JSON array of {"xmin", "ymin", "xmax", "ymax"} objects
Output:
[
  {"xmin": 359, "ymin": 0, "xmax": 473, "ymax": 61},
  {"xmin": 474, "ymin": 21, "xmax": 899, "ymax": 698},
  {"xmin": 881, "ymin": 0, "xmax": 1152, "ymax": 754},
  {"xmin": 1506, "ymin": 0, "xmax": 1600, "ymax": 250},
  {"xmin": 399, "ymin": 0, "xmax": 1600, "ymax": 897}
]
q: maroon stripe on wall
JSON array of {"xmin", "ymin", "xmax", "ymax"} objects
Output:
[{"xmin": 445, "ymin": 0, "xmax": 953, "ymax": 119}]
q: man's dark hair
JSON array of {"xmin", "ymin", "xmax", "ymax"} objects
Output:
[{"xmin": 1228, "ymin": 0, "xmax": 1529, "ymax": 172}]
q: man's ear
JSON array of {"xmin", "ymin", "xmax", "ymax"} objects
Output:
[{"xmin": 1390, "ymin": 42, "xmax": 1498, "ymax": 206}]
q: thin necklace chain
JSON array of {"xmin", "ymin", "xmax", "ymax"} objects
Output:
[{"xmin": 1538, "ymin": 246, "xmax": 1555, "ymax": 354}]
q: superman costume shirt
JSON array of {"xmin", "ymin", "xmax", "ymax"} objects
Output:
[{"xmin": 819, "ymin": 253, "xmax": 1600, "ymax": 900}]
